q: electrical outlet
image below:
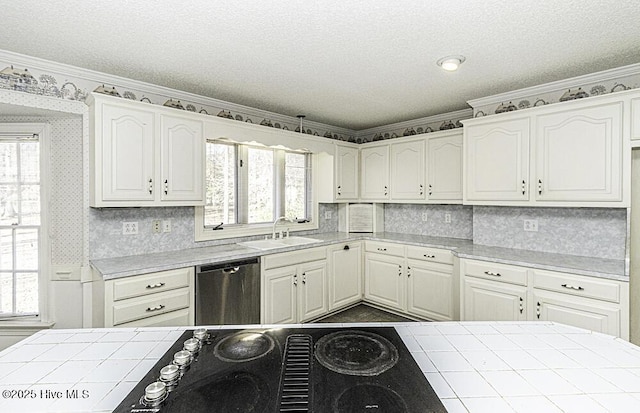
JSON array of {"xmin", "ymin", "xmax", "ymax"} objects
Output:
[
  {"xmin": 152, "ymin": 220, "xmax": 161, "ymax": 233},
  {"xmin": 163, "ymin": 220, "xmax": 172, "ymax": 233},
  {"xmin": 122, "ymin": 222, "xmax": 138, "ymax": 235},
  {"xmin": 444, "ymin": 213, "xmax": 452, "ymax": 223},
  {"xmin": 324, "ymin": 211, "xmax": 332, "ymax": 220},
  {"xmin": 524, "ymin": 219, "xmax": 538, "ymax": 232},
  {"xmin": 421, "ymin": 212, "xmax": 428, "ymax": 222}
]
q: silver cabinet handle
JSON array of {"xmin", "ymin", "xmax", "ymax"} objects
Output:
[
  {"xmin": 302, "ymin": 272, "xmax": 306, "ymax": 284},
  {"xmin": 398, "ymin": 265, "xmax": 402, "ymax": 276},
  {"xmin": 522, "ymin": 180, "xmax": 526, "ymax": 195},
  {"xmin": 377, "ymin": 247, "xmax": 387, "ymax": 252},
  {"xmin": 519, "ymin": 297, "xmax": 523, "ymax": 314},
  {"xmin": 428, "ymin": 184, "xmax": 432, "ymax": 196},
  {"xmin": 148, "ymin": 178, "xmax": 153, "ymax": 194},
  {"xmin": 164, "ymin": 179, "xmax": 169, "ymax": 195},
  {"xmin": 419, "ymin": 184, "xmax": 423, "ymax": 195},
  {"xmin": 536, "ymin": 302, "xmax": 541, "ymax": 319},
  {"xmin": 384, "ymin": 185, "xmax": 388, "ymax": 196},
  {"xmin": 337, "ymin": 185, "xmax": 342, "ymax": 195},
  {"xmin": 146, "ymin": 304, "xmax": 165, "ymax": 312},
  {"xmin": 146, "ymin": 282, "xmax": 165, "ymax": 289},
  {"xmin": 407, "ymin": 266, "xmax": 411, "ymax": 277},
  {"xmin": 561, "ymin": 283, "xmax": 584, "ymax": 291},
  {"xmin": 538, "ymin": 179, "xmax": 542, "ymax": 195},
  {"xmin": 424, "ymin": 254, "xmax": 436, "ymax": 259},
  {"xmin": 293, "ymin": 274, "xmax": 298, "ymax": 286},
  {"xmin": 484, "ymin": 271, "xmax": 501, "ymax": 277}
]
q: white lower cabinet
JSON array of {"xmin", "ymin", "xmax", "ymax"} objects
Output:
[
  {"xmin": 94, "ymin": 267, "xmax": 195, "ymax": 328},
  {"xmin": 328, "ymin": 242, "xmax": 362, "ymax": 311},
  {"xmin": 364, "ymin": 242, "xmax": 455, "ymax": 321},
  {"xmin": 261, "ymin": 247, "xmax": 328, "ymax": 324},
  {"xmin": 461, "ymin": 259, "xmax": 629, "ymax": 339},
  {"xmin": 463, "ymin": 277, "xmax": 527, "ymax": 321}
]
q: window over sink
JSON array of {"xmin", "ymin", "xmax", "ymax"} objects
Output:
[{"xmin": 195, "ymin": 140, "xmax": 318, "ymax": 241}]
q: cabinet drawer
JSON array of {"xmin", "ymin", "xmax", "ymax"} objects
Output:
[
  {"xmin": 532, "ymin": 269, "xmax": 620, "ymax": 303},
  {"xmin": 406, "ymin": 246, "xmax": 453, "ymax": 265},
  {"xmin": 263, "ymin": 247, "xmax": 326, "ymax": 270},
  {"xmin": 365, "ymin": 241, "xmax": 404, "ymax": 257},
  {"xmin": 112, "ymin": 268, "xmax": 191, "ymax": 301},
  {"xmin": 115, "ymin": 308, "xmax": 192, "ymax": 328},
  {"xmin": 464, "ymin": 260, "xmax": 528, "ymax": 286},
  {"xmin": 112, "ymin": 287, "xmax": 191, "ymax": 326}
]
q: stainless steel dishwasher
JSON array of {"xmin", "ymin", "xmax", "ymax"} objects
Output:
[{"xmin": 195, "ymin": 257, "xmax": 260, "ymax": 325}]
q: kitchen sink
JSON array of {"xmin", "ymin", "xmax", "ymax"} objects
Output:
[{"xmin": 237, "ymin": 236, "xmax": 321, "ymax": 250}]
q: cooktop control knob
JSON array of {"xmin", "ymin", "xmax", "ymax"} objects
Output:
[
  {"xmin": 159, "ymin": 364, "xmax": 180, "ymax": 382},
  {"xmin": 144, "ymin": 381, "xmax": 167, "ymax": 402},
  {"xmin": 173, "ymin": 350, "xmax": 191, "ymax": 366},
  {"xmin": 184, "ymin": 338, "xmax": 201, "ymax": 354},
  {"xmin": 193, "ymin": 328, "xmax": 209, "ymax": 341}
]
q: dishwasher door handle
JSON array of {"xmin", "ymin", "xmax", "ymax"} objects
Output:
[{"xmin": 222, "ymin": 266, "xmax": 241, "ymax": 274}]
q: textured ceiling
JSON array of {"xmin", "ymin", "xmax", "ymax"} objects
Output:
[{"xmin": 0, "ymin": 0, "xmax": 639, "ymax": 130}]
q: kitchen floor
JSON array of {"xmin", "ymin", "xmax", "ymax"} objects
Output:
[{"xmin": 315, "ymin": 304, "xmax": 415, "ymax": 323}]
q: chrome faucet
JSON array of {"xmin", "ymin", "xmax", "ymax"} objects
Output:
[{"xmin": 272, "ymin": 216, "xmax": 293, "ymax": 239}]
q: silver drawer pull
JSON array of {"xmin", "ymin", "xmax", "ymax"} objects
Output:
[
  {"xmin": 561, "ymin": 283, "xmax": 584, "ymax": 291},
  {"xmin": 146, "ymin": 304, "xmax": 165, "ymax": 312},
  {"xmin": 424, "ymin": 254, "xmax": 436, "ymax": 259},
  {"xmin": 484, "ymin": 271, "xmax": 501, "ymax": 277},
  {"xmin": 377, "ymin": 247, "xmax": 387, "ymax": 251},
  {"xmin": 146, "ymin": 282, "xmax": 166, "ymax": 289}
]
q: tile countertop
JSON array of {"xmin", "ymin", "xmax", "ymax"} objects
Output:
[
  {"xmin": 1, "ymin": 322, "xmax": 639, "ymax": 412},
  {"xmin": 90, "ymin": 232, "xmax": 627, "ymax": 282}
]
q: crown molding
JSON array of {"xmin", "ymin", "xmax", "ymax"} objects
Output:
[
  {"xmin": 355, "ymin": 108, "xmax": 473, "ymax": 137},
  {"xmin": 0, "ymin": 49, "xmax": 355, "ymax": 136},
  {"xmin": 467, "ymin": 62, "xmax": 640, "ymax": 108}
]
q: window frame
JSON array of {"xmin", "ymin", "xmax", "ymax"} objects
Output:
[
  {"xmin": 195, "ymin": 140, "xmax": 319, "ymax": 241},
  {"xmin": 0, "ymin": 123, "xmax": 50, "ymax": 323}
]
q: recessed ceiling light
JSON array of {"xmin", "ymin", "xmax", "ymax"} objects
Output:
[{"xmin": 437, "ymin": 55, "xmax": 466, "ymax": 71}]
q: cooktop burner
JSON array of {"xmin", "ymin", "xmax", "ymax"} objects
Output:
[
  {"xmin": 213, "ymin": 331, "xmax": 275, "ymax": 362},
  {"xmin": 114, "ymin": 327, "xmax": 446, "ymax": 413},
  {"xmin": 314, "ymin": 330, "xmax": 399, "ymax": 376}
]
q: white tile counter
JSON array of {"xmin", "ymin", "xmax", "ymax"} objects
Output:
[{"xmin": 0, "ymin": 322, "xmax": 639, "ymax": 412}]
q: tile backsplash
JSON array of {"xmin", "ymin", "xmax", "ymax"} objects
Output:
[
  {"xmin": 473, "ymin": 206, "xmax": 627, "ymax": 260},
  {"xmin": 383, "ymin": 204, "xmax": 473, "ymax": 239}
]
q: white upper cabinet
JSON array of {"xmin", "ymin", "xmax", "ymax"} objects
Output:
[
  {"xmin": 360, "ymin": 145, "xmax": 390, "ymax": 200},
  {"xmin": 98, "ymin": 102, "xmax": 155, "ymax": 203},
  {"xmin": 427, "ymin": 131, "xmax": 463, "ymax": 202},
  {"xmin": 89, "ymin": 93, "xmax": 205, "ymax": 207},
  {"xmin": 335, "ymin": 145, "xmax": 359, "ymax": 201},
  {"xmin": 535, "ymin": 102, "xmax": 622, "ymax": 202},
  {"xmin": 632, "ymin": 97, "xmax": 640, "ymax": 141},
  {"xmin": 463, "ymin": 91, "xmax": 634, "ymax": 207},
  {"xmin": 390, "ymin": 139, "xmax": 425, "ymax": 200},
  {"xmin": 464, "ymin": 117, "xmax": 530, "ymax": 203},
  {"xmin": 159, "ymin": 115, "xmax": 204, "ymax": 202}
]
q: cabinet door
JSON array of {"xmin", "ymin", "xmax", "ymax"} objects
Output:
[
  {"xmin": 335, "ymin": 145, "xmax": 359, "ymax": 200},
  {"xmin": 160, "ymin": 115, "xmax": 205, "ymax": 202},
  {"xmin": 428, "ymin": 133, "xmax": 462, "ymax": 202},
  {"xmin": 364, "ymin": 253, "xmax": 405, "ymax": 310},
  {"xmin": 407, "ymin": 260, "xmax": 453, "ymax": 321},
  {"xmin": 390, "ymin": 140, "xmax": 425, "ymax": 200},
  {"xmin": 263, "ymin": 266, "xmax": 297, "ymax": 324},
  {"xmin": 534, "ymin": 290, "xmax": 620, "ymax": 337},
  {"xmin": 632, "ymin": 98, "xmax": 640, "ymax": 141},
  {"xmin": 463, "ymin": 277, "xmax": 527, "ymax": 321},
  {"xmin": 535, "ymin": 102, "xmax": 622, "ymax": 202},
  {"xmin": 360, "ymin": 146, "xmax": 389, "ymax": 200},
  {"xmin": 464, "ymin": 117, "xmax": 530, "ymax": 202},
  {"xmin": 298, "ymin": 260, "xmax": 328, "ymax": 322},
  {"xmin": 101, "ymin": 103, "xmax": 155, "ymax": 201},
  {"xmin": 328, "ymin": 243, "xmax": 362, "ymax": 310}
]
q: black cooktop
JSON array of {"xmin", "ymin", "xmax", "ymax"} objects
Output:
[{"xmin": 114, "ymin": 327, "xmax": 447, "ymax": 413}]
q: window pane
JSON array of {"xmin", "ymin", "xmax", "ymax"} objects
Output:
[
  {"xmin": 0, "ymin": 272, "xmax": 12, "ymax": 314},
  {"xmin": 247, "ymin": 147, "xmax": 274, "ymax": 223},
  {"xmin": 205, "ymin": 143, "xmax": 236, "ymax": 226},
  {"xmin": 0, "ymin": 143, "xmax": 17, "ymax": 182},
  {"xmin": 21, "ymin": 185, "xmax": 40, "ymax": 225},
  {"xmin": 0, "ymin": 184, "xmax": 19, "ymax": 225},
  {"xmin": 15, "ymin": 229, "xmax": 38, "ymax": 270},
  {"xmin": 0, "ymin": 229, "xmax": 12, "ymax": 271},
  {"xmin": 20, "ymin": 142, "xmax": 39, "ymax": 183},
  {"xmin": 285, "ymin": 152, "xmax": 307, "ymax": 220},
  {"xmin": 15, "ymin": 272, "xmax": 37, "ymax": 314}
]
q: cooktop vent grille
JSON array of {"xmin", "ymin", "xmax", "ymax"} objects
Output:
[{"xmin": 277, "ymin": 334, "xmax": 313, "ymax": 412}]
